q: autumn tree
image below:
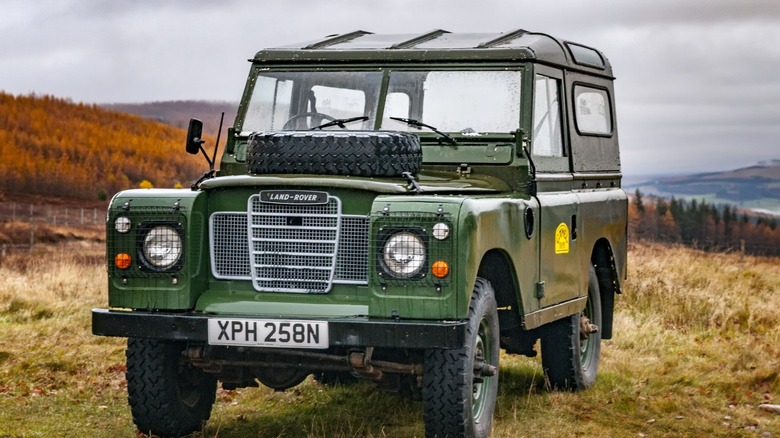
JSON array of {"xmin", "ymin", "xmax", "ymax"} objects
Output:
[{"xmin": 0, "ymin": 92, "xmax": 210, "ymax": 200}]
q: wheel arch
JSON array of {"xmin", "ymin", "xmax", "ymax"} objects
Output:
[
  {"xmin": 591, "ymin": 238, "xmax": 620, "ymax": 339},
  {"xmin": 477, "ymin": 249, "xmax": 524, "ymax": 341}
]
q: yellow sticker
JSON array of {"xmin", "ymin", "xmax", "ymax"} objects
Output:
[{"xmin": 555, "ymin": 222, "xmax": 570, "ymax": 254}]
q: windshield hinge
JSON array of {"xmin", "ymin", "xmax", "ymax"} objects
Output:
[{"xmin": 457, "ymin": 163, "xmax": 472, "ymax": 177}]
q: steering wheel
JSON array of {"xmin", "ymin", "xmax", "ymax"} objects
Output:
[{"xmin": 282, "ymin": 112, "xmax": 336, "ymax": 130}]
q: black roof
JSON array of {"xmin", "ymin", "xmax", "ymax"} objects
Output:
[{"xmin": 254, "ymin": 29, "xmax": 613, "ymax": 77}]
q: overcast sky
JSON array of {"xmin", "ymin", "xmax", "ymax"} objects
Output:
[{"xmin": 1, "ymin": 0, "xmax": 778, "ymax": 177}]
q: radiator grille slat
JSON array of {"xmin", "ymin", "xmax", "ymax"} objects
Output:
[
  {"xmin": 209, "ymin": 195, "xmax": 369, "ymax": 291},
  {"xmin": 249, "ymin": 195, "xmax": 339, "ymax": 293}
]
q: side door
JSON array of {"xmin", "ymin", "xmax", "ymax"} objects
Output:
[{"xmin": 531, "ymin": 65, "xmax": 582, "ymax": 308}]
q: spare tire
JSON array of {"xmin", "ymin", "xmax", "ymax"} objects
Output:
[{"xmin": 246, "ymin": 131, "xmax": 422, "ymax": 177}]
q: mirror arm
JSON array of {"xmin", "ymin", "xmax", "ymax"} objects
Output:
[
  {"xmin": 210, "ymin": 112, "xmax": 225, "ymax": 171},
  {"xmin": 198, "ymin": 143, "xmax": 213, "ymax": 168}
]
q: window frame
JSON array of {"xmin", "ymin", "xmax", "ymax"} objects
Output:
[
  {"xmin": 529, "ymin": 64, "xmax": 570, "ymax": 173},
  {"xmin": 532, "ymin": 73, "xmax": 565, "ymax": 158},
  {"xmin": 572, "ymin": 82, "xmax": 614, "ymax": 138}
]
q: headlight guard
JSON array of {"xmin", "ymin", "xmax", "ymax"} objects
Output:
[
  {"xmin": 136, "ymin": 221, "xmax": 185, "ymax": 272},
  {"xmin": 376, "ymin": 227, "xmax": 428, "ymax": 280}
]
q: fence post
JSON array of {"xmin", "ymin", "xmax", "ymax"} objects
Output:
[
  {"xmin": 28, "ymin": 205, "xmax": 35, "ymax": 251},
  {"xmin": 740, "ymin": 239, "xmax": 745, "ymax": 265},
  {"xmin": 81, "ymin": 208, "xmax": 84, "ymax": 225},
  {"xmin": 65, "ymin": 208, "xmax": 69, "ymax": 226}
]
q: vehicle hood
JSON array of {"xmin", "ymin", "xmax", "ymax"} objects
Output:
[{"xmin": 199, "ymin": 173, "xmax": 511, "ymax": 194}]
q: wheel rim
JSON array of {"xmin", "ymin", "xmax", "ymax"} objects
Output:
[
  {"xmin": 177, "ymin": 363, "xmax": 204, "ymax": 408},
  {"xmin": 579, "ymin": 297, "xmax": 596, "ymax": 370},
  {"xmin": 472, "ymin": 317, "xmax": 492, "ymax": 421}
]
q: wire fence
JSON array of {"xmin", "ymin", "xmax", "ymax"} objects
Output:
[
  {"xmin": 630, "ymin": 235, "xmax": 780, "ymax": 258},
  {"xmin": 0, "ymin": 201, "xmax": 105, "ymax": 227},
  {"xmin": 2, "ymin": 200, "xmax": 777, "ymax": 257},
  {"xmin": 0, "ymin": 201, "xmax": 106, "ymax": 255}
]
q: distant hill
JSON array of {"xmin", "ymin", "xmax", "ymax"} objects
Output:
[
  {"xmin": 0, "ymin": 92, "xmax": 208, "ymax": 200},
  {"xmin": 628, "ymin": 160, "xmax": 780, "ymax": 215},
  {"xmin": 102, "ymin": 100, "xmax": 238, "ymax": 135}
]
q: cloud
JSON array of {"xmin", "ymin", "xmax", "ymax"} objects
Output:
[{"xmin": 1, "ymin": 0, "xmax": 778, "ymax": 176}]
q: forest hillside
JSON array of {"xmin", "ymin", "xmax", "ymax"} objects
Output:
[
  {"xmin": 0, "ymin": 92, "xmax": 208, "ymax": 200},
  {"xmin": 627, "ymin": 161, "xmax": 780, "ymax": 215},
  {"xmin": 102, "ymin": 100, "xmax": 238, "ymax": 132}
]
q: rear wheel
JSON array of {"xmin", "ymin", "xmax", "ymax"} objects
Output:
[
  {"xmin": 540, "ymin": 265, "xmax": 602, "ymax": 391},
  {"xmin": 422, "ymin": 278, "xmax": 499, "ymax": 438},
  {"xmin": 126, "ymin": 338, "xmax": 216, "ymax": 437}
]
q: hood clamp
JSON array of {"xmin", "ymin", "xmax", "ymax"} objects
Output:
[{"xmin": 402, "ymin": 171, "xmax": 424, "ymax": 193}]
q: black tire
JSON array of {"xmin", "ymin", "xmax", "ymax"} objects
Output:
[
  {"xmin": 540, "ymin": 265, "xmax": 602, "ymax": 391},
  {"xmin": 246, "ymin": 130, "xmax": 422, "ymax": 177},
  {"xmin": 422, "ymin": 278, "xmax": 499, "ymax": 438},
  {"xmin": 126, "ymin": 338, "xmax": 217, "ymax": 437}
]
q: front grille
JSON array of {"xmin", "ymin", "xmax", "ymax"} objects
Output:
[
  {"xmin": 336, "ymin": 217, "xmax": 370, "ymax": 282},
  {"xmin": 210, "ymin": 213, "xmax": 249, "ymax": 279},
  {"xmin": 249, "ymin": 195, "xmax": 339, "ymax": 293},
  {"xmin": 209, "ymin": 195, "xmax": 369, "ymax": 292}
]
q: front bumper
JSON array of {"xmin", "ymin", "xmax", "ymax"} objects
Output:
[{"xmin": 91, "ymin": 308, "xmax": 467, "ymax": 349}]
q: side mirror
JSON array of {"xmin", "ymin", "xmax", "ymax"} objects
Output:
[{"xmin": 186, "ymin": 118, "xmax": 204, "ymax": 155}]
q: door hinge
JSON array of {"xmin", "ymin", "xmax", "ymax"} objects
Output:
[{"xmin": 535, "ymin": 281, "xmax": 545, "ymax": 299}]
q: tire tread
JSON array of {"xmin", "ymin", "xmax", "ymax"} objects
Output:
[{"xmin": 246, "ymin": 131, "xmax": 422, "ymax": 177}]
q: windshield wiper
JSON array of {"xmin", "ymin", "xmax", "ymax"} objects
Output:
[
  {"xmin": 310, "ymin": 116, "xmax": 368, "ymax": 130},
  {"xmin": 389, "ymin": 117, "xmax": 457, "ymax": 145}
]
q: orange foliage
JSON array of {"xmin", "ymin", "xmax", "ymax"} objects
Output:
[{"xmin": 0, "ymin": 92, "xmax": 211, "ymax": 199}]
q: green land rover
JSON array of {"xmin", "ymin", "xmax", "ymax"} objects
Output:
[{"xmin": 93, "ymin": 29, "xmax": 627, "ymax": 437}]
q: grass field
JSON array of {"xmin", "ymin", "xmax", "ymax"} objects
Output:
[{"xmin": 1, "ymin": 242, "xmax": 778, "ymax": 437}]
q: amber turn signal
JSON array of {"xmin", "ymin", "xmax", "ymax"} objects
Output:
[
  {"xmin": 431, "ymin": 260, "xmax": 449, "ymax": 278},
  {"xmin": 115, "ymin": 253, "xmax": 132, "ymax": 269}
]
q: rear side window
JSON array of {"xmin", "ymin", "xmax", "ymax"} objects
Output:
[
  {"xmin": 566, "ymin": 43, "xmax": 605, "ymax": 69},
  {"xmin": 574, "ymin": 85, "xmax": 612, "ymax": 135}
]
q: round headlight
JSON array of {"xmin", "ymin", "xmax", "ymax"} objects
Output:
[
  {"xmin": 382, "ymin": 231, "xmax": 426, "ymax": 278},
  {"xmin": 142, "ymin": 225, "xmax": 182, "ymax": 269},
  {"xmin": 115, "ymin": 216, "xmax": 131, "ymax": 233}
]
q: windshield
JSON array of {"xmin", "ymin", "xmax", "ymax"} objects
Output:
[
  {"xmin": 243, "ymin": 71, "xmax": 383, "ymax": 132},
  {"xmin": 382, "ymin": 70, "xmax": 522, "ymax": 134},
  {"xmin": 241, "ymin": 69, "xmax": 522, "ymax": 134}
]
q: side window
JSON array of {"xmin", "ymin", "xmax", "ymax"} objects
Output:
[
  {"xmin": 533, "ymin": 75, "xmax": 563, "ymax": 157},
  {"xmin": 574, "ymin": 85, "xmax": 612, "ymax": 135}
]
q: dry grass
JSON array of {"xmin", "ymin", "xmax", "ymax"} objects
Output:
[{"xmin": 0, "ymin": 241, "xmax": 778, "ymax": 437}]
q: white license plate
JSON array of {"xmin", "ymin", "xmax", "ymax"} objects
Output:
[{"xmin": 208, "ymin": 318, "xmax": 328, "ymax": 349}]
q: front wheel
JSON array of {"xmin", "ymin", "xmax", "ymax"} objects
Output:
[
  {"xmin": 540, "ymin": 264, "xmax": 602, "ymax": 391},
  {"xmin": 422, "ymin": 278, "xmax": 499, "ymax": 438},
  {"xmin": 126, "ymin": 338, "xmax": 217, "ymax": 437}
]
